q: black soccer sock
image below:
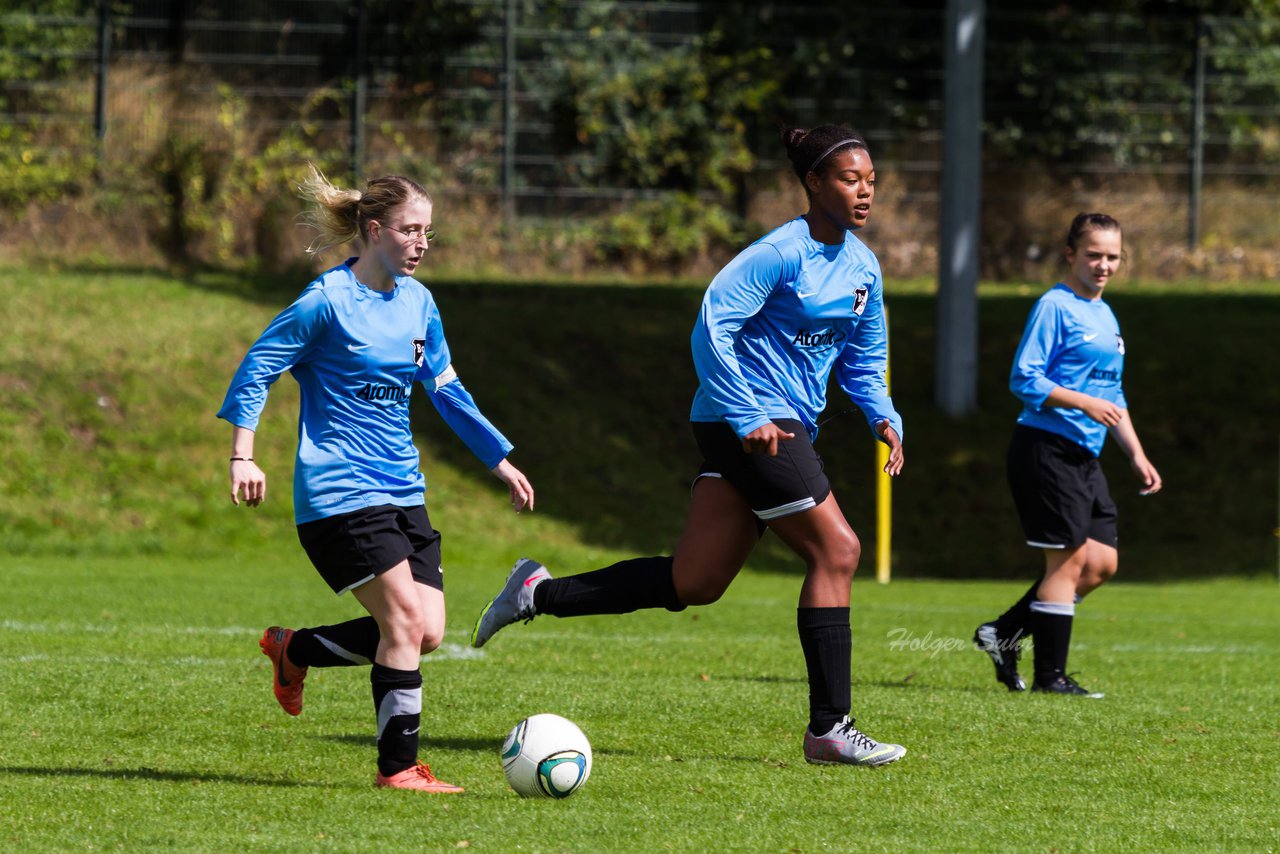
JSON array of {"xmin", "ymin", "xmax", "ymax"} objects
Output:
[
  {"xmin": 797, "ymin": 607, "xmax": 852, "ymax": 736},
  {"xmin": 287, "ymin": 617, "xmax": 380, "ymax": 668},
  {"xmin": 1029, "ymin": 601, "xmax": 1075, "ymax": 683},
  {"xmin": 991, "ymin": 580, "xmax": 1040, "ymax": 639},
  {"xmin": 533, "ymin": 556, "xmax": 685, "ymax": 617},
  {"xmin": 371, "ymin": 663, "xmax": 422, "ymax": 778}
]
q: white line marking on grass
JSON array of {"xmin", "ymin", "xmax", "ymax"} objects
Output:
[
  {"xmin": 11, "ymin": 654, "xmax": 246, "ymax": 666},
  {"xmin": 1076, "ymin": 642, "xmax": 1268, "ymax": 655},
  {"xmin": 4, "ymin": 621, "xmax": 1266, "ymax": 658},
  {"xmin": 10, "ymin": 646, "xmax": 484, "ymax": 666},
  {"xmin": 0, "ymin": 620, "xmax": 261, "ymax": 636},
  {"xmin": 428, "ymin": 642, "xmax": 485, "ymax": 662}
]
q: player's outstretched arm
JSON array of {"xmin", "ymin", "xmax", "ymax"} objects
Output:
[
  {"xmin": 229, "ymin": 425, "xmax": 267, "ymax": 507},
  {"xmin": 1107, "ymin": 410, "xmax": 1162, "ymax": 495}
]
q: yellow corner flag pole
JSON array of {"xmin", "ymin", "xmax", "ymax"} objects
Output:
[{"xmin": 876, "ymin": 307, "xmax": 892, "ymax": 584}]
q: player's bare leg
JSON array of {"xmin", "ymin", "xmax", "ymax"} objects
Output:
[
  {"xmin": 670, "ymin": 475, "xmax": 761, "ymax": 606},
  {"xmin": 768, "ymin": 493, "xmax": 905, "ymax": 766},
  {"xmin": 354, "ymin": 562, "xmax": 463, "ymax": 792}
]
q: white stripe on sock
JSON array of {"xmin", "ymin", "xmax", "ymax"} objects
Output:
[
  {"xmin": 317, "ymin": 635, "xmax": 371, "ymax": 665},
  {"xmin": 1029, "ymin": 600, "xmax": 1076, "ymax": 617},
  {"xmin": 376, "ymin": 686, "xmax": 422, "ymax": 740}
]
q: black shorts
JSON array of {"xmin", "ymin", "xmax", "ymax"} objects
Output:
[
  {"xmin": 1007, "ymin": 425, "xmax": 1118, "ymax": 550},
  {"xmin": 691, "ymin": 418, "xmax": 831, "ymax": 521},
  {"xmin": 296, "ymin": 504, "xmax": 444, "ymax": 595}
]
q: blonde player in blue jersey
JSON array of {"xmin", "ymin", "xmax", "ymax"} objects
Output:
[
  {"xmin": 471, "ymin": 125, "xmax": 909, "ymax": 767},
  {"xmin": 219, "ymin": 166, "xmax": 534, "ymax": 792},
  {"xmin": 973, "ymin": 213, "xmax": 1162, "ymax": 698}
]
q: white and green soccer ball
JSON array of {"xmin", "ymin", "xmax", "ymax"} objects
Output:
[{"xmin": 501, "ymin": 713, "xmax": 592, "ymax": 799}]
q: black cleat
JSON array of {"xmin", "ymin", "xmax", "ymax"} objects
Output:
[
  {"xmin": 1031, "ymin": 673, "xmax": 1104, "ymax": 698},
  {"xmin": 973, "ymin": 623, "xmax": 1027, "ymax": 692}
]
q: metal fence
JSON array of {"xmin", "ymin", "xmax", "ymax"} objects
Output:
[{"xmin": 3, "ymin": 0, "xmax": 1278, "ymax": 261}]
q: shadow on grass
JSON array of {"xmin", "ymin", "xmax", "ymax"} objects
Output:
[
  {"xmin": 857, "ymin": 677, "xmax": 1007, "ymax": 695},
  {"xmin": 0, "ymin": 764, "xmax": 325, "ymax": 788},
  {"xmin": 715, "ymin": 674, "xmax": 806, "ymax": 685},
  {"xmin": 188, "ymin": 267, "xmax": 1280, "ymax": 581},
  {"xmin": 314, "ymin": 733, "xmax": 643, "ymax": 758},
  {"xmin": 315, "ymin": 733, "xmax": 493, "ymax": 753}
]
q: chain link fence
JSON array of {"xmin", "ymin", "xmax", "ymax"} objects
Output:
[{"xmin": 3, "ymin": 0, "xmax": 1277, "ymax": 276}]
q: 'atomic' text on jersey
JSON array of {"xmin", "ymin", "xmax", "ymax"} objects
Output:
[
  {"xmin": 1010, "ymin": 283, "xmax": 1128, "ymax": 457},
  {"xmin": 689, "ymin": 217, "xmax": 902, "ymax": 443},
  {"xmin": 218, "ymin": 261, "xmax": 512, "ymax": 523}
]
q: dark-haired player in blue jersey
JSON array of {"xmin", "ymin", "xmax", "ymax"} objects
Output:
[
  {"xmin": 471, "ymin": 125, "xmax": 909, "ymax": 767},
  {"xmin": 974, "ymin": 213, "xmax": 1162, "ymax": 698},
  {"xmin": 219, "ymin": 165, "xmax": 534, "ymax": 792}
]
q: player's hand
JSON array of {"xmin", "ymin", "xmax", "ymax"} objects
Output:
[
  {"xmin": 230, "ymin": 459, "xmax": 266, "ymax": 507},
  {"xmin": 1131, "ymin": 455, "xmax": 1162, "ymax": 496},
  {"xmin": 1081, "ymin": 396, "xmax": 1124, "ymax": 427},
  {"xmin": 879, "ymin": 423, "xmax": 905, "ymax": 476},
  {"xmin": 491, "ymin": 458, "xmax": 535, "ymax": 512},
  {"xmin": 742, "ymin": 423, "xmax": 795, "ymax": 457}
]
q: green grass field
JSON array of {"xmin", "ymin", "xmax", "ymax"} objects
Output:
[
  {"xmin": 1, "ymin": 555, "xmax": 1276, "ymax": 852},
  {"xmin": 0, "ymin": 266, "xmax": 1276, "ymax": 851}
]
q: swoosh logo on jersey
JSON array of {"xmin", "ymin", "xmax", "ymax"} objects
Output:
[
  {"xmin": 796, "ymin": 290, "xmax": 818, "ymax": 298},
  {"xmin": 1082, "ymin": 333, "xmax": 1099, "ymax": 342}
]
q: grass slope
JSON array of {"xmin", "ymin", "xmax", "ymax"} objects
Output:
[
  {"xmin": 0, "ymin": 556, "xmax": 1276, "ymax": 852},
  {"xmin": 0, "ymin": 267, "xmax": 1275, "ymax": 578}
]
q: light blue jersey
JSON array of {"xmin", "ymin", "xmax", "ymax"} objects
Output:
[
  {"xmin": 1011, "ymin": 283, "xmax": 1128, "ymax": 457},
  {"xmin": 690, "ymin": 217, "xmax": 902, "ymax": 443},
  {"xmin": 218, "ymin": 260, "xmax": 512, "ymax": 524}
]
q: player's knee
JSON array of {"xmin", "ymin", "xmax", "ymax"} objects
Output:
[
  {"xmin": 815, "ymin": 530, "xmax": 860, "ymax": 579},
  {"xmin": 418, "ymin": 625, "xmax": 444, "ymax": 654},
  {"xmin": 677, "ymin": 577, "xmax": 728, "ymax": 607},
  {"xmin": 381, "ymin": 602, "xmax": 427, "ymax": 651},
  {"xmin": 844, "ymin": 531, "xmax": 862, "ymax": 576}
]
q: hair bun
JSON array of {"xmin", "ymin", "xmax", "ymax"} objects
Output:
[{"xmin": 781, "ymin": 127, "xmax": 810, "ymax": 153}]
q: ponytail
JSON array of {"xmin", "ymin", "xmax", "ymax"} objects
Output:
[{"xmin": 297, "ymin": 163, "xmax": 431, "ymax": 255}]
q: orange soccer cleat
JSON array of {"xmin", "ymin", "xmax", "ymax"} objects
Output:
[
  {"xmin": 376, "ymin": 761, "xmax": 465, "ymax": 793},
  {"xmin": 259, "ymin": 626, "xmax": 308, "ymax": 716}
]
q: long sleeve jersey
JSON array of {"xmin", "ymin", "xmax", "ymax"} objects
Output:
[
  {"xmin": 217, "ymin": 261, "xmax": 512, "ymax": 523},
  {"xmin": 689, "ymin": 217, "xmax": 902, "ymax": 444},
  {"xmin": 1010, "ymin": 283, "xmax": 1128, "ymax": 457}
]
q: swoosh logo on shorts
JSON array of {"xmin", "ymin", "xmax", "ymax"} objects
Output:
[{"xmin": 1082, "ymin": 333, "xmax": 1098, "ymax": 342}]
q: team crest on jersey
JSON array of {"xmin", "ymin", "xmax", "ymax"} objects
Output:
[
  {"xmin": 412, "ymin": 338, "xmax": 426, "ymax": 367},
  {"xmin": 853, "ymin": 285, "xmax": 869, "ymax": 316},
  {"xmin": 1115, "ymin": 334, "xmax": 1125, "ymax": 355}
]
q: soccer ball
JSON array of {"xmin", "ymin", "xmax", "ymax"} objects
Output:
[{"xmin": 500, "ymin": 713, "xmax": 592, "ymax": 798}]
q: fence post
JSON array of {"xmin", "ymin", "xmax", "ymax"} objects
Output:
[
  {"xmin": 349, "ymin": 0, "xmax": 368, "ymax": 183},
  {"xmin": 1188, "ymin": 15, "xmax": 1206, "ymax": 250},
  {"xmin": 501, "ymin": 0, "xmax": 517, "ymax": 231},
  {"xmin": 936, "ymin": 0, "xmax": 985, "ymax": 418},
  {"xmin": 93, "ymin": 0, "xmax": 111, "ymax": 169}
]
